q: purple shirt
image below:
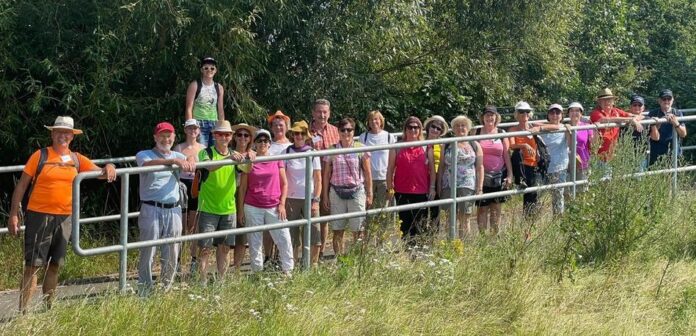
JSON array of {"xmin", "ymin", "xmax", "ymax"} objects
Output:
[
  {"xmin": 575, "ymin": 122, "xmax": 593, "ymax": 170},
  {"xmin": 245, "ymin": 160, "xmax": 285, "ymax": 208}
]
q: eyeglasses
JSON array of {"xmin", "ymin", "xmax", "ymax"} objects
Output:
[
  {"xmin": 429, "ymin": 125, "xmax": 443, "ymax": 132},
  {"xmin": 340, "ymin": 128, "xmax": 354, "ymax": 133},
  {"xmin": 407, "ymin": 125, "xmax": 421, "ymax": 131},
  {"xmin": 548, "ymin": 110, "xmax": 562, "ymax": 115},
  {"xmin": 235, "ymin": 133, "xmax": 250, "ymax": 138},
  {"xmin": 661, "ymin": 97, "xmax": 673, "ymax": 101},
  {"xmin": 214, "ymin": 132, "xmax": 233, "ymax": 137},
  {"xmin": 202, "ymin": 66, "xmax": 216, "ymax": 71},
  {"xmin": 255, "ymin": 139, "xmax": 271, "ymax": 144}
]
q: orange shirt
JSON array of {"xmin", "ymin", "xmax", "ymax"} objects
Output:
[
  {"xmin": 23, "ymin": 147, "xmax": 98, "ymax": 215},
  {"xmin": 511, "ymin": 135, "xmax": 538, "ymax": 167}
]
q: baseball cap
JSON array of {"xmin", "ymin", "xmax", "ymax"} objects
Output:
[
  {"xmin": 183, "ymin": 119, "xmax": 199, "ymax": 128},
  {"xmin": 154, "ymin": 122, "xmax": 175, "ymax": 135},
  {"xmin": 548, "ymin": 103, "xmax": 563, "ymax": 111},
  {"xmin": 630, "ymin": 95, "xmax": 645, "ymax": 105},
  {"xmin": 659, "ymin": 89, "xmax": 673, "ymax": 98}
]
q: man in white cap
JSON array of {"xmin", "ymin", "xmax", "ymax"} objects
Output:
[
  {"xmin": 8, "ymin": 116, "xmax": 117, "ymax": 313},
  {"xmin": 136, "ymin": 121, "xmax": 195, "ymax": 295},
  {"xmin": 195, "ymin": 120, "xmax": 244, "ymax": 283}
]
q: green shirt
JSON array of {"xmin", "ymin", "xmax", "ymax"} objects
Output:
[{"xmin": 197, "ymin": 147, "xmax": 236, "ymax": 215}]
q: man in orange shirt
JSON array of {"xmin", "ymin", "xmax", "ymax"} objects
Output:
[{"xmin": 7, "ymin": 116, "xmax": 116, "ymax": 314}]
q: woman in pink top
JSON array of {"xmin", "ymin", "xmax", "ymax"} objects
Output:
[
  {"xmin": 386, "ymin": 116, "xmax": 436, "ymax": 243},
  {"xmin": 475, "ymin": 106, "xmax": 513, "ymax": 234},
  {"xmin": 238, "ymin": 129, "xmax": 294, "ymax": 275}
]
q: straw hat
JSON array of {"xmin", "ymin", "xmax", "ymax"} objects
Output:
[
  {"xmin": 288, "ymin": 120, "xmax": 311, "ymax": 139},
  {"xmin": 230, "ymin": 123, "xmax": 258, "ymax": 136},
  {"xmin": 423, "ymin": 115, "xmax": 449, "ymax": 135},
  {"xmin": 44, "ymin": 116, "xmax": 83, "ymax": 135},
  {"xmin": 596, "ymin": 88, "xmax": 616, "ymax": 100},
  {"xmin": 212, "ymin": 120, "xmax": 233, "ymax": 133}
]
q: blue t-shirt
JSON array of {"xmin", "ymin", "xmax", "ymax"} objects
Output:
[
  {"xmin": 539, "ymin": 132, "xmax": 569, "ymax": 174},
  {"xmin": 648, "ymin": 107, "xmax": 684, "ymax": 164},
  {"xmin": 136, "ymin": 149, "xmax": 186, "ymax": 204}
]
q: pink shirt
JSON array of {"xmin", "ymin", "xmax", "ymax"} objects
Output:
[
  {"xmin": 245, "ymin": 160, "xmax": 285, "ymax": 209},
  {"xmin": 393, "ymin": 146, "xmax": 429, "ymax": 194},
  {"xmin": 324, "ymin": 142, "xmax": 370, "ymax": 187},
  {"xmin": 479, "ymin": 138, "xmax": 505, "ymax": 172}
]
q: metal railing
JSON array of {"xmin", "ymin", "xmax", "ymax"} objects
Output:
[{"xmin": 63, "ymin": 115, "xmax": 696, "ymax": 292}]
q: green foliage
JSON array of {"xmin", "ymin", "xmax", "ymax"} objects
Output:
[{"xmin": 557, "ymin": 138, "xmax": 673, "ymax": 275}]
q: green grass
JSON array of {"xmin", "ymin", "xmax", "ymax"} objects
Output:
[{"xmin": 3, "ymin": 146, "xmax": 696, "ymax": 334}]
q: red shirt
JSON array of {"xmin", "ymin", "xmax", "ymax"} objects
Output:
[
  {"xmin": 590, "ymin": 106, "xmax": 630, "ymax": 160},
  {"xmin": 310, "ymin": 121, "xmax": 339, "ymax": 151}
]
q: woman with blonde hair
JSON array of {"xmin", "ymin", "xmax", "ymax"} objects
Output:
[
  {"xmin": 437, "ymin": 116, "xmax": 483, "ymax": 237},
  {"xmin": 358, "ymin": 110, "xmax": 396, "ymax": 241}
]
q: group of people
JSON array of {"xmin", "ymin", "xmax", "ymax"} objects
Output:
[{"xmin": 6, "ymin": 55, "xmax": 688, "ymax": 312}]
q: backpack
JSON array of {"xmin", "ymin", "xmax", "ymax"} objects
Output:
[
  {"xmin": 534, "ymin": 135, "xmax": 550, "ymax": 177},
  {"xmin": 21, "ymin": 148, "xmax": 80, "ymax": 215},
  {"xmin": 191, "ymin": 147, "xmax": 214, "ymax": 198},
  {"xmin": 195, "ymin": 78, "xmax": 220, "ymax": 100}
]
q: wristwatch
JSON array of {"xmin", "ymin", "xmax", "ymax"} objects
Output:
[{"xmin": 311, "ymin": 196, "xmax": 321, "ymax": 203}]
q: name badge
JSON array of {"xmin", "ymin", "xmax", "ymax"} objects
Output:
[
  {"xmin": 312, "ymin": 135, "xmax": 322, "ymax": 144},
  {"xmin": 60, "ymin": 155, "xmax": 72, "ymax": 163}
]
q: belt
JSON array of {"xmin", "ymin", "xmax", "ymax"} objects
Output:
[{"xmin": 141, "ymin": 200, "xmax": 178, "ymax": 209}]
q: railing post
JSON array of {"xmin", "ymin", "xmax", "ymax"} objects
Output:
[
  {"xmin": 672, "ymin": 127, "xmax": 679, "ymax": 195},
  {"xmin": 448, "ymin": 139, "xmax": 457, "ymax": 240},
  {"xmin": 570, "ymin": 128, "xmax": 577, "ymax": 198},
  {"xmin": 303, "ymin": 156, "xmax": 312, "ymax": 270},
  {"xmin": 119, "ymin": 174, "xmax": 129, "ymax": 293}
]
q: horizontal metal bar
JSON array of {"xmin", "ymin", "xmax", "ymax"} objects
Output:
[
  {"xmin": 74, "ymin": 161, "xmax": 696, "ymax": 256},
  {"xmin": 0, "ymin": 156, "xmax": 136, "ymax": 174},
  {"xmin": 0, "ymin": 225, "xmax": 25, "ymax": 234}
]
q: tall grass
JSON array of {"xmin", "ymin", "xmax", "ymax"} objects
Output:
[{"xmin": 3, "ymin": 142, "xmax": 696, "ymax": 334}]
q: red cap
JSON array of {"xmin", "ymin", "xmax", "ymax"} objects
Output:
[{"xmin": 154, "ymin": 122, "xmax": 175, "ymax": 135}]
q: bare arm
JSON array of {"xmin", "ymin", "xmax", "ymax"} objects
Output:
[
  {"xmin": 385, "ymin": 149, "xmax": 396, "ymax": 200},
  {"xmin": 8, "ymin": 173, "xmax": 32, "ymax": 236},
  {"xmin": 649, "ymin": 118, "xmax": 660, "ymax": 141},
  {"xmin": 475, "ymin": 144, "xmax": 484, "ymax": 194},
  {"xmin": 216, "ymin": 84, "xmax": 225, "ymax": 121},
  {"xmin": 184, "ymin": 81, "xmax": 197, "ymax": 120},
  {"xmin": 91, "ymin": 163, "xmax": 117, "ymax": 182},
  {"xmin": 312, "ymin": 169, "xmax": 322, "ymax": 214},
  {"xmin": 427, "ymin": 147, "xmax": 437, "ymax": 200},
  {"xmin": 142, "ymin": 157, "xmax": 195, "ymax": 173},
  {"xmin": 362, "ymin": 156, "xmax": 373, "ymax": 208},
  {"xmin": 502, "ymin": 138, "xmax": 513, "ymax": 186},
  {"xmin": 278, "ymin": 167, "xmax": 288, "ymax": 220},
  {"xmin": 237, "ymin": 172, "xmax": 248, "ymax": 224},
  {"xmin": 322, "ymin": 159, "xmax": 333, "ymax": 212}
]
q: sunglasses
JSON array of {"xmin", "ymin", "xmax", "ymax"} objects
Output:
[
  {"xmin": 202, "ymin": 66, "xmax": 216, "ymax": 71},
  {"xmin": 214, "ymin": 132, "xmax": 233, "ymax": 137},
  {"xmin": 235, "ymin": 133, "xmax": 250, "ymax": 138},
  {"xmin": 661, "ymin": 97, "xmax": 673, "ymax": 101},
  {"xmin": 255, "ymin": 138, "xmax": 271, "ymax": 144},
  {"xmin": 407, "ymin": 125, "xmax": 421, "ymax": 131},
  {"xmin": 340, "ymin": 128, "xmax": 354, "ymax": 133},
  {"xmin": 429, "ymin": 125, "xmax": 443, "ymax": 132},
  {"xmin": 548, "ymin": 110, "xmax": 562, "ymax": 115}
]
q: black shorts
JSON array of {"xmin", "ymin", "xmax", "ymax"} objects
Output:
[
  {"xmin": 24, "ymin": 211, "xmax": 71, "ymax": 267},
  {"xmin": 475, "ymin": 185, "xmax": 510, "ymax": 207},
  {"xmin": 181, "ymin": 178, "xmax": 198, "ymax": 211}
]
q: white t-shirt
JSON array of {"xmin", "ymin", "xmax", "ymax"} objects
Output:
[
  {"xmin": 285, "ymin": 147, "xmax": 322, "ymax": 199},
  {"xmin": 269, "ymin": 141, "xmax": 292, "ymax": 155},
  {"xmin": 358, "ymin": 130, "xmax": 396, "ymax": 181}
]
